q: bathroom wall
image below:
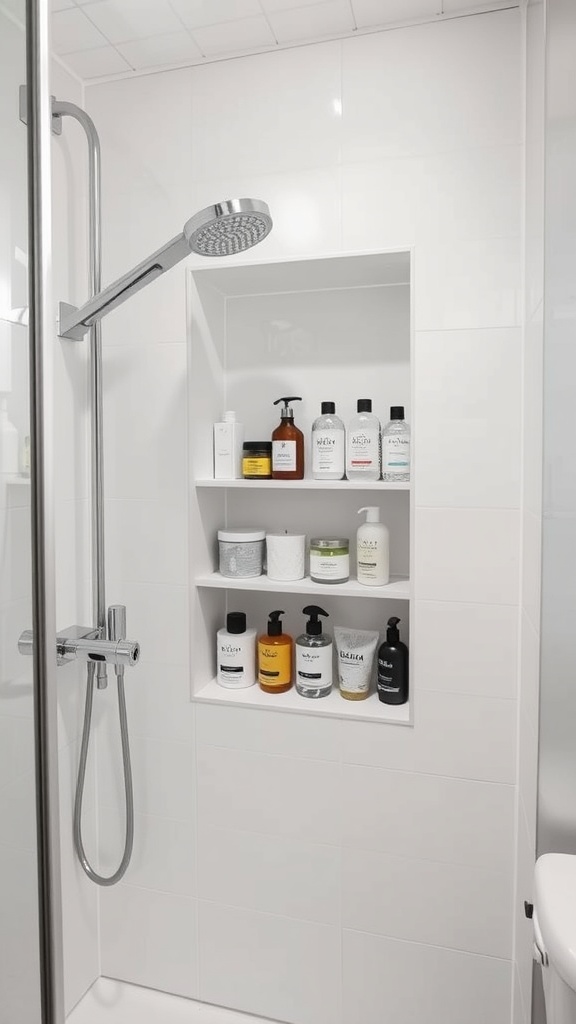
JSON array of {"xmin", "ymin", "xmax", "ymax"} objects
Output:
[
  {"xmin": 86, "ymin": 9, "xmax": 524, "ymax": 1023},
  {"xmin": 513, "ymin": 4, "xmax": 545, "ymax": 1023}
]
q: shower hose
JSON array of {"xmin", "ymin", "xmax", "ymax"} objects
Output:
[{"xmin": 74, "ymin": 662, "xmax": 134, "ymax": 886}]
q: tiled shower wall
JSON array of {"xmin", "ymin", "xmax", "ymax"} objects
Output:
[{"xmin": 83, "ymin": 9, "xmax": 525, "ymax": 1023}]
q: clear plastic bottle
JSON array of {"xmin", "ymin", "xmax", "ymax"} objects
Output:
[
  {"xmin": 346, "ymin": 399, "xmax": 381, "ymax": 481},
  {"xmin": 311, "ymin": 401, "xmax": 345, "ymax": 480},
  {"xmin": 295, "ymin": 606, "xmax": 332, "ymax": 698},
  {"xmin": 381, "ymin": 406, "xmax": 410, "ymax": 482}
]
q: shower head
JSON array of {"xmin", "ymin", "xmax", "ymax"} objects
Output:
[{"xmin": 59, "ymin": 197, "xmax": 272, "ymax": 341}]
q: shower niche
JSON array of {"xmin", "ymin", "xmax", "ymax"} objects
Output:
[{"xmin": 187, "ymin": 249, "xmax": 413, "ymax": 724}]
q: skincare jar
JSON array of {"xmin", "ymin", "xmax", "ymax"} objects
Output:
[
  {"xmin": 309, "ymin": 537, "xmax": 350, "ymax": 584},
  {"xmin": 266, "ymin": 532, "xmax": 306, "ymax": 581},
  {"xmin": 218, "ymin": 528, "xmax": 265, "ymax": 578},
  {"xmin": 242, "ymin": 442, "xmax": 272, "ymax": 479}
]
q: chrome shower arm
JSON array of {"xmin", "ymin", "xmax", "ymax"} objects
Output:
[{"xmin": 58, "ymin": 231, "xmax": 190, "ymax": 341}]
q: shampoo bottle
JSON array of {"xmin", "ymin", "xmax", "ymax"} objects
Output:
[
  {"xmin": 356, "ymin": 507, "xmax": 390, "ymax": 586},
  {"xmin": 258, "ymin": 610, "xmax": 293, "ymax": 693},
  {"xmin": 311, "ymin": 402, "xmax": 345, "ymax": 480},
  {"xmin": 295, "ymin": 605, "xmax": 332, "ymax": 699},
  {"xmin": 213, "ymin": 411, "xmax": 243, "ymax": 480},
  {"xmin": 377, "ymin": 616, "xmax": 409, "ymax": 705},
  {"xmin": 216, "ymin": 612, "xmax": 256, "ymax": 689},
  {"xmin": 272, "ymin": 397, "xmax": 304, "ymax": 479},
  {"xmin": 346, "ymin": 399, "xmax": 381, "ymax": 481}
]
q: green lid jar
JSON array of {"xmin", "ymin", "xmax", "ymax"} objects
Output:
[{"xmin": 309, "ymin": 537, "xmax": 350, "ymax": 584}]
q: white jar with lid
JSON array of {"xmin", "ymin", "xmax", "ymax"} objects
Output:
[{"xmin": 218, "ymin": 528, "xmax": 265, "ymax": 578}]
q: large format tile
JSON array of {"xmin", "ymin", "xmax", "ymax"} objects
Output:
[
  {"xmin": 415, "ymin": 507, "xmax": 521, "ymax": 605},
  {"xmin": 414, "ymin": 600, "xmax": 519, "ymax": 698},
  {"xmin": 198, "ymin": 826, "xmax": 340, "ymax": 924},
  {"xmin": 342, "ymin": 690, "xmax": 517, "ymax": 783},
  {"xmin": 342, "ymin": 847, "xmax": 513, "ymax": 958},
  {"xmin": 414, "ymin": 327, "xmax": 522, "ymax": 508},
  {"xmin": 106, "ymin": 580, "xmax": 189, "ymax": 668},
  {"xmin": 195, "ymin": 702, "xmax": 341, "ymax": 762},
  {"xmin": 196, "ymin": 745, "xmax": 341, "ymax": 845},
  {"xmin": 342, "ymin": 929, "xmax": 512, "ymax": 1024},
  {"xmin": 105, "ymin": 497, "xmax": 188, "ymax": 586},
  {"xmin": 98, "ymin": 728, "xmax": 195, "ymax": 822},
  {"xmin": 100, "ymin": 885, "xmax": 198, "ymax": 999},
  {"xmin": 104, "ymin": 811, "xmax": 196, "ymax": 897},
  {"xmin": 341, "ymin": 764, "xmax": 514, "ymax": 870},
  {"xmin": 341, "ymin": 9, "xmax": 521, "ymax": 163},
  {"xmin": 198, "ymin": 902, "xmax": 341, "ymax": 1024}
]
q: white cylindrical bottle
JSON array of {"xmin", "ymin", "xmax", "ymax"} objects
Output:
[
  {"xmin": 311, "ymin": 401, "xmax": 345, "ymax": 480},
  {"xmin": 216, "ymin": 611, "xmax": 256, "ymax": 688},
  {"xmin": 346, "ymin": 399, "xmax": 381, "ymax": 481},
  {"xmin": 356, "ymin": 506, "xmax": 390, "ymax": 586},
  {"xmin": 382, "ymin": 406, "xmax": 410, "ymax": 482},
  {"xmin": 213, "ymin": 411, "xmax": 244, "ymax": 480}
]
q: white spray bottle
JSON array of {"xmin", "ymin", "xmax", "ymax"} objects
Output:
[{"xmin": 356, "ymin": 507, "xmax": 390, "ymax": 586}]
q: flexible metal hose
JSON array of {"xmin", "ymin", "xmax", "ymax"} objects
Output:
[{"xmin": 73, "ymin": 662, "xmax": 134, "ymax": 886}]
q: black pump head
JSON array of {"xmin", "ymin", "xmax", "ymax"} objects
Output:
[
  {"xmin": 303, "ymin": 605, "xmax": 329, "ymax": 636},
  {"xmin": 274, "ymin": 397, "xmax": 302, "ymax": 418},
  {"xmin": 267, "ymin": 610, "xmax": 285, "ymax": 636},
  {"xmin": 386, "ymin": 616, "xmax": 401, "ymax": 642}
]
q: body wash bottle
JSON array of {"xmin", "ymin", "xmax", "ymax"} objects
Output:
[
  {"xmin": 311, "ymin": 402, "xmax": 345, "ymax": 480},
  {"xmin": 295, "ymin": 605, "xmax": 332, "ymax": 698},
  {"xmin": 216, "ymin": 612, "xmax": 256, "ymax": 689},
  {"xmin": 258, "ymin": 610, "xmax": 293, "ymax": 693},
  {"xmin": 272, "ymin": 397, "xmax": 304, "ymax": 479},
  {"xmin": 377, "ymin": 616, "xmax": 409, "ymax": 705},
  {"xmin": 213, "ymin": 410, "xmax": 243, "ymax": 480},
  {"xmin": 382, "ymin": 406, "xmax": 410, "ymax": 482},
  {"xmin": 346, "ymin": 399, "xmax": 381, "ymax": 481},
  {"xmin": 356, "ymin": 506, "xmax": 389, "ymax": 586}
]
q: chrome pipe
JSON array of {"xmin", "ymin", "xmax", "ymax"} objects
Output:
[{"xmin": 25, "ymin": 0, "xmax": 65, "ymax": 1019}]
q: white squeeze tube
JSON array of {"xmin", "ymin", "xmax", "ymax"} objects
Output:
[{"xmin": 334, "ymin": 626, "xmax": 379, "ymax": 701}]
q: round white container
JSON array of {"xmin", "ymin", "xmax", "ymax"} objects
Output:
[
  {"xmin": 266, "ymin": 532, "xmax": 306, "ymax": 581},
  {"xmin": 218, "ymin": 528, "xmax": 265, "ymax": 578}
]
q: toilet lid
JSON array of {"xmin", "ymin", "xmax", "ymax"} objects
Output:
[{"xmin": 535, "ymin": 854, "xmax": 576, "ymax": 990}]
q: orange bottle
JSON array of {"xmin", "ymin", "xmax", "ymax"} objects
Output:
[
  {"xmin": 258, "ymin": 610, "xmax": 293, "ymax": 693},
  {"xmin": 272, "ymin": 397, "xmax": 304, "ymax": 480}
]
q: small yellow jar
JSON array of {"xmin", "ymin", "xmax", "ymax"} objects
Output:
[{"xmin": 242, "ymin": 442, "xmax": 272, "ymax": 479}]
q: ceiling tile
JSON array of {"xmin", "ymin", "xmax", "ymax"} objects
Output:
[
  {"xmin": 117, "ymin": 30, "xmax": 203, "ymax": 69},
  {"xmin": 62, "ymin": 44, "xmax": 131, "ymax": 76},
  {"xmin": 169, "ymin": 0, "xmax": 262, "ymax": 31},
  {"xmin": 51, "ymin": 7, "xmax": 109, "ymax": 53},
  {"xmin": 351, "ymin": 0, "xmax": 440, "ymax": 28},
  {"xmin": 192, "ymin": 15, "xmax": 276, "ymax": 55},
  {"xmin": 84, "ymin": 0, "xmax": 184, "ymax": 44},
  {"xmin": 261, "ymin": 0, "xmax": 336, "ymax": 10},
  {"xmin": 267, "ymin": 0, "xmax": 355, "ymax": 43}
]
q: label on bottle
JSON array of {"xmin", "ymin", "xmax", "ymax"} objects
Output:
[
  {"xmin": 296, "ymin": 644, "xmax": 333, "ymax": 688},
  {"xmin": 272, "ymin": 439, "xmax": 297, "ymax": 472},
  {"xmin": 309, "ymin": 550, "xmax": 349, "ymax": 582},
  {"xmin": 378, "ymin": 657, "xmax": 402, "ymax": 693},
  {"xmin": 383, "ymin": 435, "xmax": 410, "ymax": 471},
  {"xmin": 312, "ymin": 431, "xmax": 345, "ymax": 476},
  {"xmin": 258, "ymin": 641, "xmax": 292, "ymax": 688},
  {"xmin": 217, "ymin": 633, "xmax": 256, "ymax": 688},
  {"xmin": 357, "ymin": 537, "xmax": 387, "ymax": 583},
  {"xmin": 347, "ymin": 428, "xmax": 380, "ymax": 473}
]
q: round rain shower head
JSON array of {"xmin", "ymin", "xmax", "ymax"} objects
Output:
[{"xmin": 183, "ymin": 197, "xmax": 272, "ymax": 257}]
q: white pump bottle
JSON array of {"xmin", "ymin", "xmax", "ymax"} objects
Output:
[{"xmin": 356, "ymin": 507, "xmax": 390, "ymax": 586}]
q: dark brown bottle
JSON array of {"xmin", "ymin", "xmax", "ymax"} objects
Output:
[{"xmin": 271, "ymin": 397, "xmax": 304, "ymax": 480}]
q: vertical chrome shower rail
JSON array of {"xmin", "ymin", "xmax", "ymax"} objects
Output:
[
  {"xmin": 25, "ymin": 0, "xmax": 65, "ymax": 1020},
  {"xmin": 52, "ymin": 101, "xmax": 107, "ymax": 683}
]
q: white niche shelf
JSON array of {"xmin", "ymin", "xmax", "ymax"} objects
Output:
[{"xmin": 188, "ymin": 248, "xmax": 413, "ymax": 726}]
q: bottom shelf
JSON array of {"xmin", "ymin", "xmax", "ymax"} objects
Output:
[{"xmin": 193, "ymin": 677, "xmax": 411, "ymax": 725}]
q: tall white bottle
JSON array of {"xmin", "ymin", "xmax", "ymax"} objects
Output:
[
  {"xmin": 356, "ymin": 506, "xmax": 390, "ymax": 586},
  {"xmin": 346, "ymin": 399, "xmax": 381, "ymax": 481},
  {"xmin": 311, "ymin": 401, "xmax": 345, "ymax": 480},
  {"xmin": 213, "ymin": 411, "xmax": 243, "ymax": 480}
]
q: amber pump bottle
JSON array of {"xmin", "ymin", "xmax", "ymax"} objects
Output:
[
  {"xmin": 272, "ymin": 397, "xmax": 304, "ymax": 479},
  {"xmin": 258, "ymin": 610, "xmax": 293, "ymax": 693}
]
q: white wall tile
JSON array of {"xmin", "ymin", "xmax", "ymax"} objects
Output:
[
  {"xmin": 197, "ymin": 745, "xmax": 341, "ymax": 845},
  {"xmin": 514, "ymin": 810, "xmax": 536, "ymax": 1024},
  {"xmin": 101, "ymin": 812, "xmax": 196, "ymax": 897},
  {"xmin": 343, "ymin": 691, "xmax": 517, "ymax": 783},
  {"xmin": 106, "ymin": 581, "xmax": 189, "ymax": 667},
  {"xmin": 195, "ymin": 702, "xmax": 342, "ymax": 761},
  {"xmin": 414, "ymin": 328, "xmax": 522, "ymax": 508},
  {"xmin": 198, "ymin": 901, "xmax": 341, "ymax": 1024},
  {"xmin": 105, "ymin": 496, "xmax": 188, "ymax": 585},
  {"xmin": 99, "ymin": 729, "xmax": 195, "ymax": 821},
  {"xmin": 123, "ymin": 662, "xmax": 193, "ymax": 743},
  {"xmin": 415, "ymin": 600, "xmax": 519, "ymax": 698},
  {"xmin": 342, "ymin": 848, "xmax": 513, "ymax": 957},
  {"xmin": 341, "ymin": 10, "xmax": 521, "ymax": 163},
  {"xmin": 100, "ymin": 885, "xmax": 198, "ymax": 998},
  {"xmin": 342, "ymin": 928, "xmax": 512, "ymax": 1024},
  {"xmin": 513, "ymin": 965, "xmax": 529, "ymax": 1024},
  {"xmin": 341, "ymin": 764, "xmax": 514, "ymax": 870},
  {"xmin": 522, "ymin": 508, "xmax": 542, "ymax": 632},
  {"xmin": 415, "ymin": 507, "xmax": 521, "ymax": 605},
  {"xmin": 519, "ymin": 708, "xmax": 538, "ymax": 847},
  {"xmin": 520, "ymin": 610, "xmax": 540, "ymax": 734},
  {"xmin": 198, "ymin": 826, "xmax": 340, "ymax": 923}
]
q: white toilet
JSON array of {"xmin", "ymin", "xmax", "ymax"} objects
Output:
[{"xmin": 534, "ymin": 854, "xmax": 576, "ymax": 1023}]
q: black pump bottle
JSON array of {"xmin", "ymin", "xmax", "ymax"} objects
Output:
[{"xmin": 377, "ymin": 616, "xmax": 409, "ymax": 705}]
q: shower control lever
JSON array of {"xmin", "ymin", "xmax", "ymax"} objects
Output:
[{"xmin": 18, "ymin": 624, "xmax": 140, "ymax": 669}]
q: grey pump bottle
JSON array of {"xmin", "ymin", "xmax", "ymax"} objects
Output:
[{"xmin": 295, "ymin": 605, "xmax": 333, "ymax": 698}]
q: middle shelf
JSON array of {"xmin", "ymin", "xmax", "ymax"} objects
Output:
[{"xmin": 195, "ymin": 572, "xmax": 410, "ymax": 600}]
